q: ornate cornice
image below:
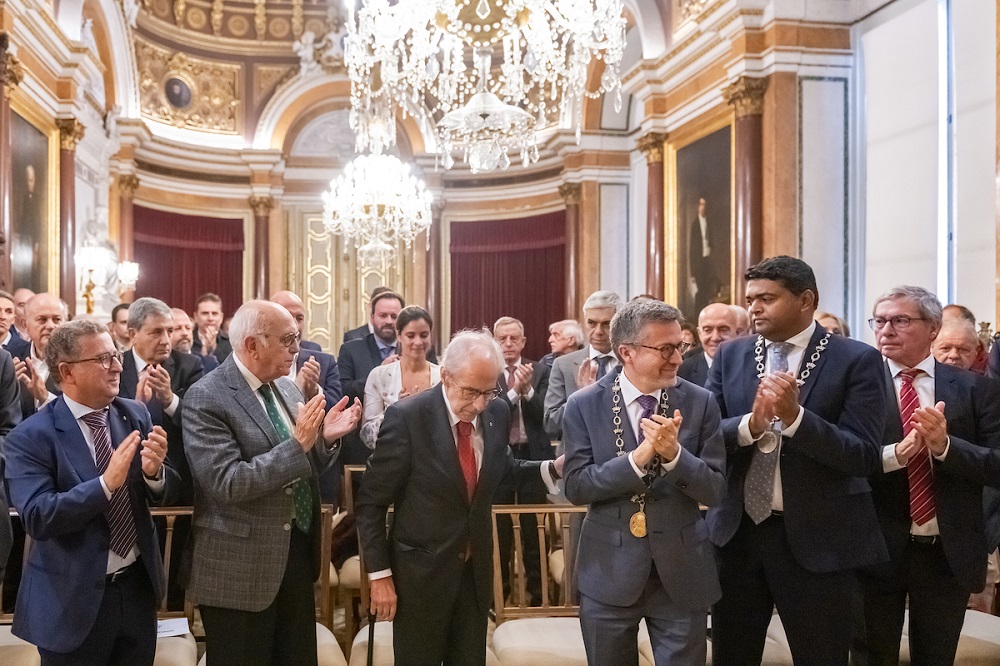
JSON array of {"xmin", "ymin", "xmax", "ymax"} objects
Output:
[
  {"xmin": 558, "ymin": 182, "xmax": 582, "ymax": 206},
  {"xmin": 0, "ymin": 36, "xmax": 24, "ymax": 101},
  {"xmin": 56, "ymin": 118, "xmax": 86, "ymax": 150},
  {"xmin": 723, "ymin": 76, "xmax": 768, "ymax": 117},
  {"xmin": 118, "ymin": 174, "xmax": 140, "ymax": 200},
  {"xmin": 636, "ymin": 132, "xmax": 667, "ymax": 164},
  {"xmin": 249, "ymin": 195, "xmax": 274, "ymax": 217}
]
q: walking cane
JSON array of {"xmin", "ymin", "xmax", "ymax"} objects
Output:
[{"xmin": 367, "ymin": 611, "xmax": 376, "ymax": 666}]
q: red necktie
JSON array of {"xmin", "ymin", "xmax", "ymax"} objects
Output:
[
  {"xmin": 900, "ymin": 369, "xmax": 936, "ymax": 525},
  {"xmin": 456, "ymin": 421, "xmax": 478, "ymax": 501},
  {"xmin": 507, "ymin": 366, "xmax": 522, "ymax": 446}
]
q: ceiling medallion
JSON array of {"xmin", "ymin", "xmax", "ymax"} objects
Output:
[{"xmin": 344, "ymin": 0, "xmax": 627, "ymax": 173}]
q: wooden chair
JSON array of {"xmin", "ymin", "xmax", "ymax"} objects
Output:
[{"xmin": 335, "ymin": 465, "xmax": 368, "ymax": 655}]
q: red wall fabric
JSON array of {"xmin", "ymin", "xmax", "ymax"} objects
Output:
[
  {"xmin": 133, "ymin": 206, "xmax": 245, "ymax": 316},
  {"xmin": 449, "ymin": 211, "xmax": 566, "ymax": 361}
]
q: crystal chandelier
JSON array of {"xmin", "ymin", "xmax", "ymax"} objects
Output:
[
  {"xmin": 344, "ymin": 0, "xmax": 627, "ymax": 171},
  {"xmin": 322, "ymin": 154, "xmax": 433, "ymax": 265}
]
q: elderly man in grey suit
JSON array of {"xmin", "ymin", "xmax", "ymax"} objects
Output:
[
  {"xmin": 544, "ymin": 290, "xmax": 624, "ymax": 441},
  {"xmin": 564, "ymin": 299, "xmax": 727, "ymax": 664},
  {"xmin": 182, "ymin": 301, "xmax": 361, "ymax": 665}
]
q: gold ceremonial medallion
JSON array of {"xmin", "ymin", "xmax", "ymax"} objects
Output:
[{"xmin": 629, "ymin": 510, "xmax": 647, "ymax": 538}]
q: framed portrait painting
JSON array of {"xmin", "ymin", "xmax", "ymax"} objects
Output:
[
  {"xmin": 666, "ymin": 118, "xmax": 735, "ymax": 321},
  {"xmin": 11, "ymin": 110, "xmax": 55, "ymax": 293}
]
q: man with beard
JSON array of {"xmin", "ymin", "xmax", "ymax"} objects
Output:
[{"xmin": 172, "ymin": 308, "xmax": 218, "ymax": 372}]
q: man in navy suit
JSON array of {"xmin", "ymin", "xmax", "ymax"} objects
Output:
[
  {"xmin": 564, "ymin": 299, "xmax": 726, "ymax": 664},
  {"xmin": 171, "ymin": 307, "xmax": 218, "ymax": 373},
  {"xmin": 860, "ymin": 286, "xmax": 1000, "ymax": 664},
  {"xmin": 4, "ymin": 319, "xmax": 178, "ymax": 664},
  {"xmin": 342, "ymin": 286, "xmax": 392, "ymax": 345},
  {"xmin": 12, "ymin": 293, "xmax": 63, "ymax": 420},
  {"xmin": 678, "ymin": 302, "xmax": 738, "ymax": 388},
  {"xmin": 0, "ymin": 348, "xmax": 21, "ymax": 588},
  {"xmin": 706, "ymin": 256, "xmax": 888, "ymax": 663},
  {"xmin": 0, "ymin": 289, "xmax": 25, "ymax": 353}
]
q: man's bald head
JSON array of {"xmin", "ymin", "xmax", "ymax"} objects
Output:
[
  {"xmin": 697, "ymin": 303, "xmax": 739, "ymax": 359},
  {"xmin": 270, "ymin": 290, "xmax": 306, "ymax": 335},
  {"xmin": 24, "ymin": 293, "xmax": 64, "ymax": 353},
  {"xmin": 230, "ymin": 301, "xmax": 300, "ymax": 382},
  {"xmin": 730, "ymin": 304, "xmax": 751, "ymax": 336}
]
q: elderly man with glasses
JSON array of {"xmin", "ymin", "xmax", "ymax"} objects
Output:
[
  {"xmin": 4, "ymin": 318, "xmax": 179, "ymax": 665},
  {"xmin": 182, "ymin": 300, "xmax": 361, "ymax": 665},
  {"xmin": 356, "ymin": 329, "xmax": 562, "ymax": 665}
]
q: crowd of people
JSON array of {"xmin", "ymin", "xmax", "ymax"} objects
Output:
[{"xmin": 0, "ymin": 254, "xmax": 998, "ymax": 665}]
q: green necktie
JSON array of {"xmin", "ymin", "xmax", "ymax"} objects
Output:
[{"xmin": 259, "ymin": 383, "xmax": 312, "ymax": 534}]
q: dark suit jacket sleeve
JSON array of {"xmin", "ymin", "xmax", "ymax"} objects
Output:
[
  {"xmin": 355, "ymin": 404, "xmax": 412, "ymax": 574},
  {"xmin": 563, "ymin": 393, "xmax": 648, "ymax": 506},
  {"xmin": 338, "ymin": 344, "xmax": 367, "ymax": 402},
  {"xmin": 5, "ymin": 422, "xmax": 108, "ymax": 541},
  {"xmin": 132, "ymin": 402, "xmax": 181, "ymax": 507},
  {"xmin": 320, "ymin": 354, "xmax": 343, "ymax": 406},
  {"xmin": 168, "ymin": 353, "xmax": 205, "ymax": 428},
  {"xmin": 936, "ymin": 376, "xmax": 1000, "ymax": 486},
  {"xmin": 704, "ymin": 345, "xmax": 748, "ymax": 454},
  {"xmin": 660, "ymin": 390, "xmax": 727, "ymax": 507},
  {"xmin": 989, "ymin": 343, "xmax": 1000, "ymax": 379},
  {"xmin": 543, "ymin": 359, "xmax": 569, "ymax": 438},
  {"xmin": 0, "ymin": 350, "xmax": 22, "ymax": 457},
  {"xmin": 786, "ymin": 344, "xmax": 887, "ymax": 477}
]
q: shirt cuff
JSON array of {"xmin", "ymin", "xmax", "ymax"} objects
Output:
[
  {"xmin": 933, "ymin": 436, "xmax": 951, "ymax": 462},
  {"xmin": 144, "ymin": 470, "xmax": 166, "ymax": 493},
  {"xmin": 539, "ymin": 461, "xmax": 560, "ymax": 494},
  {"xmin": 99, "ymin": 475, "xmax": 112, "ymax": 500},
  {"xmin": 660, "ymin": 446, "xmax": 683, "ymax": 472},
  {"xmin": 523, "ymin": 387, "xmax": 535, "ymax": 401},
  {"xmin": 883, "ymin": 443, "xmax": 905, "ymax": 472},
  {"xmin": 369, "ymin": 569, "xmax": 392, "ymax": 581},
  {"xmin": 506, "ymin": 388, "xmax": 519, "ymax": 402},
  {"xmin": 163, "ymin": 394, "xmax": 180, "ymax": 417},
  {"xmin": 780, "ymin": 406, "xmax": 805, "ymax": 437},
  {"xmin": 627, "ymin": 451, "xmax": 646, "ymax": 478},
  {"xmin": 37, "ymin": 391, "xmax": 57, "ymax": 409},
  {"xmin": 738, "ymin": 414, "xmax": 763, "ymax": 447}
]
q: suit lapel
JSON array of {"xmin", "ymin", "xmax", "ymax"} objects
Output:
[
  {"xmin": 602, "ymin": 370, "xmax": 639, "ymax": 453},
  {"xmin": 273, "ymin": 379, "xmax": 301, "ymax": 423},
  {"xmin": 120, "ymin": 353, "xmax": 139, "ymax": 400},
  {"xmin": 797, "ymin": 327, "xmax": 830, "ymax": 406},
  {"xmin": 934, "ymin": 361, "xmax": 957, "ymax": 421},
  {"xmin": 473, "ymin": 407, "xmax": 500, "ymax": 506},
  {"xmin": 53, "ymin": 397, "xmax": 99, "ymax": 481},
  {"xmin": 426, "ymin": 386, "xmax": 471, "ymax": 505},
  {"xmin": 365, "ymin": 336, "xmax": 383, "ymax": 369},
  {"xmin": 741, "ymin": 340, "xmax": 761, "ymax": 413},
  {"xmin": 226, "ymin": 362, "xmax": 281, "ymax": 448}
]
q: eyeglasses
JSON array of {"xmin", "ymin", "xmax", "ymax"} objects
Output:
[
  {"xmin": 267, "ymin": 332, "xmax": 301, "ymax": 348},
  {"xmin": 631, "ymin": 342, "xmax": 692, "ymax": 359},
  {"xmin": 64, "ymin": 350, "xmax": 124, "ymax": 370},
  {"xmin": 455, "ymin": 385, "xmax": 503, "ymax": 402},
  {"xmin": 867, "ymin": 316, "xmax": 927, "ymax": 332}
]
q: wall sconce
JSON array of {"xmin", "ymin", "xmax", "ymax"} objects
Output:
[
  {"xmin": 76, "ymin": 246, "xmax": 114, "ymax": 315},
  {"xmin": 117, "ymin": 261, "xmax": 139, "ymax": 296}
]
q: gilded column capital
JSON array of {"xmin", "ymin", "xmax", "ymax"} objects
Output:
[
  {"xmin": 637, "ymin": 132, "xmax": 667, "ymax": 164},
  {"xmin": 0, "ymin": 52, "xmax": 24, "ymax": 101},
  {"xmin": 56, "ymin": 118, "xmax": 86, "ymax": 150},
  {"xmin": 723, "ymin": 76, "xmax": 768, "ymax": 118},
  {"xmin": 558, "ymin": 183, "xmax": 582, "ymax": 206},
  {"xmin": 249, "ymin": 195, "xmax": 274, "ymax": 217},
  {"xmin": 118, "ymin": 174, "xmax": 140, "ymax": 200}
]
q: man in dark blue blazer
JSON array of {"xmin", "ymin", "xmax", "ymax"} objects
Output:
[
  {"xmin": 0, "ymin": 348, "xmax": 22, "ymax": 588},
  {"xmin": 564, "ymin": 299, "xmax": 726, "ymax": 664},
  {"xmin": 4, "ymin": 319, "xmax": 178, "ymax": 664},
  {"xmin": 706, "ymin": 256, "xmax": 888, "ymax": 664},
  {"xmin": 678, "ymin": 302, "xmax": 739, "ymax": 388},
  {"xmin": 861, "ymin": 286, "xmax": 1000, "ymax": 664}
]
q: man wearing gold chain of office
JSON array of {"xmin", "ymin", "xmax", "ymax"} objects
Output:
[{"xmin": 563, "ymin": 298, "xmax": 727, "ymax": 665}]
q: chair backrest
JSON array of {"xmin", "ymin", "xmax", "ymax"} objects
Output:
[
  {"xmin": 342, "ymin": 464, "xmax": 367, "ymax": 515},
  {"xmin": 491, "ymin": 504, "xmax": 587, "ymax": 625}
]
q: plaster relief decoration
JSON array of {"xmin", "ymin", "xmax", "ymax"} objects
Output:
[
  {"xmin": 136, "ymin": 37, "xmax": 241, "ymax": 133},
  {"xmin": 679, "ymin": 0, "xmax": 710, "ymax": 21},
  {"xmin": 293, "ymin": 25, "xmax": 347, "ymax": 78},
  {"xmin": 290, "ymin": 109, "xmax": 357, "ymax": 159}
]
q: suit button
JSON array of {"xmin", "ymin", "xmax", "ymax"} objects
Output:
[
  {"xmin": 283, "ymin": 523, "xmax": 291, "ymax": 531},
  {"xmin": 285, "ymin": 487, "xmax": 293, "ymax": 495}
]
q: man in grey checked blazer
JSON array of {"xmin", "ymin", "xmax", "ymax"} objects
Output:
[{"xmin": 183, "ymin": 301, "xmax": 361, "ymax": 665}]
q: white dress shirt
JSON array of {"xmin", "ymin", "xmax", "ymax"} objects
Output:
[
  {"xmin": 881, "ymin": 354, "xmax": 948, "ymax": 537},
  {"xmin": 698, "ymin": 215, "xmax": 711, "ymax": 257},
  {"xmin": 588, "ymin": 346, "xmax": 618, "ymax": 375},
  {"xmin": 704, "ymin": 351, "xmax": 714, "ymax": 369},
  {"xmin": 131, "ymin": 349, "xmax": 179, "ymax": 416},
  {"xmin": 63, "ymin": 394, "xmax": 164, "ymax": 574},
  {"xmin": 619, "ymin": 369, "xmax": 682, "ymax": 478},
  {"xmin": 737, "ymin": 321, "xmax": 816, "ymax": 512},
  {"xmin": 1, "ymin": 331, "xmax": 10, "ymax": 347},
  {"xmin": 30, "ymin": 343, "xmax": 57, "ymax": 408},
  {"xmin": 505, "ymin": 357, "xmax": 535, "ymax": 443},
  {"xmin": 234, "ymin": 353, "xmax": 294, "ymax": 432}
]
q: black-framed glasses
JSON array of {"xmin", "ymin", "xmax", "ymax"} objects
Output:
[
  {"xmin": 868, "ymin": 316, "xmax": 926, "ymax": 332},
  {"xmin": 456, "ymin": 385, "xmax": 503, "ymax": 402},
  {"xmin": 632, "ymin": 342, "xmax": 692, "ymax": 359},
  {"xmin": 267, "ymin": 332, "xmax": 301, "ymax": 348},
  {"xmin": 64, "ymin": 350, "xmax": 124, "ymax": 370}
]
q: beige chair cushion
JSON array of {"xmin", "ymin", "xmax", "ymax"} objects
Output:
[
  {"xmin": 492, "ymin": 617, "xmax": 588, "ymax": 666},
  {"xmin": 154, "ymin": 632, "xmax": 197, "ymax": 666},
  {"xmin": 549, "ymin": 549, "xmax": 565, "ymax": 585},
  {"xmin": 197, "ymin": 622, "xmax": 346, "ymax": 666},
  {"xmin": 350, "ymin": 621, "xmax": 499, "ymax": 666},
  {"xmin": 338, "ymin": 555, "xmax": 361, "ymax": 590},
  {"xmin": 328, "ymin": 561, "xmax": 340, "ymax": 588},
  {"xmin": 0, "ymin": 626, "xmax": 40, "ymax": 666}
]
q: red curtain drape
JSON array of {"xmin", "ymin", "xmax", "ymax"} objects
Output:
[
  {"xmin": 449, "ymin": 212, "xmax": 566, "ymax": 361},
  {"xmin": 133, "ymin": 206, "xmax": 245, "ymax": 315}
]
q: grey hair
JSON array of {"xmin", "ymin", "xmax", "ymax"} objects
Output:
[
  {"xmin": 730, "ymin": 304, "xmax": 751, "ymax": 333},
  {"xmin": 550, "ymin": 319, "xmax": 584, "ymax": 346},
  {"xmin": 872, "ymin": 286, "xmax": 943, "ymax": 327},
  {"xmin": 441, "ymin": 328, "xmax": 504, "ymax": 376},
  {"xmin": 610, "ymin": 300, "xmax": 685, "ymax": 361},
  {"xmin": 493, "ymin": 316, "xmax": 524, "ymax": 336},
  {"xmin": 229, "ymin": 300, "xmax": 275, "ymax": 352},
  {"xmin": 127, "ymin": 297, "xmax": 172, "ymax": 331},
  {"xmin": 45, "ymin": 318, "xmax": 106, "ymax": 378},
  {"xmin": 583, "ymin": 290, "xmax": 623, "ymax": 314}
]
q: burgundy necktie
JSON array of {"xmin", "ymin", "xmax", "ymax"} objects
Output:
[
  {"xmin": 456, "ymin": 421, "xmax": 478, "ymax": 501},
  {"xmin": 81, "ymin": 409, "xmax": 138, "ymax": 558},
  {"xmin": 507, "ymin": 365, "xmax": 522, "ymax": 446},
  {"xmin": 900, "ymin": 369, "xmax": 936, "ymax": 525}
]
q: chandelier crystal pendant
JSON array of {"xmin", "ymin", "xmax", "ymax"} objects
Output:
[
  {"xmin": 322, "ymin": 153, "xmax": 434, "ymax": 265},
  {"xmin": 344, "ymin": 0, "xmax": 627, "ymax": 171}
]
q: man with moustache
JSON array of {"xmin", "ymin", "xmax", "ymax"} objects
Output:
[
  {"xmin": 679, "ymin": 302, "xmax": 740, "ymax": 387},
  {"xmin": 706, "ymin": 256, "xmax": 887, "ymax": 664},
  {"xmin": 182, "ymin": 301, "xmax": 361, "ymax": 664},
  {"xmin": 564, "ymin": 299, "xmax": 726, "ymax": 664},
  {"xmin": 171, "ymin": 307, "xmax": 218, "ymax": 372},
  {"xmin": 5, "ymin": 319, "xmax": 178, "ymax": 664},
  {"xmin": 356, "ymin": 330, "xmax": 560, "ymax": 664}
]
